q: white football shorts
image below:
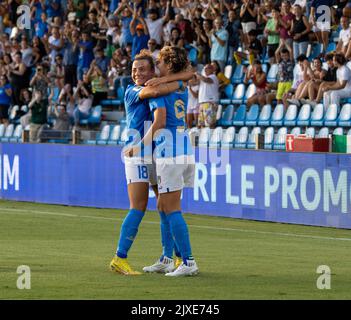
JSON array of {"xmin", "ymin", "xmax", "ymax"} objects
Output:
[
  {"xmin": 124, "ymin": 156, "xmax": 157, "ymax": 186},
  {"xmin": 155, "ymin": 155, "xmax": 195, "ymax": 194}
]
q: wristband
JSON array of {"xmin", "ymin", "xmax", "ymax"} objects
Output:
[{"xmin": 178, "ymin": 80, "xmax": 183, "ymax": 90}]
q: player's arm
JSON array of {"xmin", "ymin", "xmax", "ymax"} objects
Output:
[
  {"xmin": 144, "ymin": 69, "xmax": 194, "ymax": 87},
  {"xmin": 138, "ymin": 81, "xmax": 182, "ymax": 100}
]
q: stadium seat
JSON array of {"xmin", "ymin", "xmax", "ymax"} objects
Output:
[
  {"xmin": 264, "ymin": 127, "xmax": 274, "ymax": 150},
  {"xmin": 246, "ymin": 127, "xmax": 261, "ymax": 149},
  {"xmin": 296, "ymin": 104, "xmax": 311, "ymax": 126},
  {"xmin": 222, "ymin": 126, "xmax": 235, "ymax": 148},
  {"xmin": 231, "ymin": 84, "xmax": 245, "ymax": 104},
  {"xmin": 270, "ymin": 104, "xmax": 285, "ymax": 126},
  {"xmin": 100, "ymin": 86, "xmax": 125, "ymax": 107},
  {"xmin": 305, "ymin": 127, "xmax": 316, "ymax": 138},
  {"xmin": 257, "ymin": 104, "xmax": 272, "ymax": 126},
  {"xmin": 338, "ymin": 103, "xmax": 351, "ymax": 127},
  {"xmin": 1, "ymin": 124, "xmax": 14, "ymax": 142},
  {"xmin": 317, "ymin": 127, "xmax": 329, "ymax": 138},
  {"xmin": 81, "ymin": 105, "xmax": 102, "ymax": 125},
  {"xmin": 118, "ymin": 127, "xmax": 128, "ymax": 145},
  {"xmin": 232, "ymin": 104, "xmax": 246, "ymax": 126},
  {"xmin": 9, "ymin": 105, "xmax": 19, "ymax": 123},
  {"xmin": 283, "ymin": 104, "xmax": 298, "ymax": 126},
  {"xmin": 310, "ymin": 103, "xmax": 325, "ymax": 126},
  {"xmin": 216, "ymin": 104, "xmax": 223, "ymax": 124},
  {"xmin": 290, "ymin": 127, "xmax": 301, "ymax": 136},
  {"xmin": 333, "ymin": 127, "xmax": 343, "ymax": 135},
  {"xmin": 308, "ymin": 43, "xmax": 323, "ymax": 60},
  {"xmin": 107, "ymin": 125, "xmax": 121, "ymax": 145},
  {"xmin": 273, "ymin": 127, "xmax": 288, "ymax": 150},
  {"xmin": 9, "ymin": 125, "xmax": 23, "ymax": 143},
  {"xmin": 324, "ymin": 104, "xmax": 338, "ymax": 127},
  {"xmin": 219, "ymin": 104, "xmax": 234, "ymax": 126},
  {"xmin": 198, "ymin": 127, "xmax": 212, "ymax": 147},
  {"xmin": 188, "ymin": 48, "xmax": 198, "ymax": 64},
  {"xmin": 326, "ymin": 42, "xmax": 336, "ymax": 53},
  {"xmin": 0, "ymin": 124, "xmax": 5, "ymax": 138},
  {"xmin": 245, "ymin": 104, "xmax": 259, "ymax": 126},
  {"xmin": 267, "ymin": 64, "xmax": 278, "ymax": 83},
  {"xmin": 243, "ymin": 83, "xmax": 256, "ymax": 104},
  {"xmin": 220, "ymin": 84, "xmax": 234, "ymax": 105},
  {"xmin": 209, "ymin": 127, "xmax": 224, "ymax": 148},
  {"xmin": 348, "ymin": 128, "xmax": 351, "ymax": 136},
  {"xmin": 231, "ymin": 65, "xmax": 244, "ymax": 84},
  {"xmin": 96, "ymin": 125, "xmax": 112, "ymax": 145},
  {"xmin": 224, "ymin": 65, "xmax": 233, "ymax": 79},
  {"xmin": 234, "ymin": 126, "xmax": 249, "ymax": 149}
]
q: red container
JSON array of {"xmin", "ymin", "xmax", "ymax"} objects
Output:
[{"xmin": 286, "ymin": 136, "xmax": 330, "ymax": 152}]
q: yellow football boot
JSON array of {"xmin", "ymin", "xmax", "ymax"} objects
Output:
[
  {"xmin": 174, "ymin": 256, "xmax": 182, "ymax": 269},
  {"xmin": 110, "ymin": 256, "xmax": 142, "ymax": 275}
]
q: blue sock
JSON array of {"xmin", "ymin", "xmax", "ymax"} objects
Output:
[
  {"xmin": 116, "ymin": 208, "xmax": 145, "ymax": 258},
  {"xmin": 167, "ymin": 211, "xmax": 193, "ymax": 262},
  {"xmin": 174, "ymin": 242, "xmax": 181, "ymax": 258},
  {"xmin": 159, "ymin": 211, "xmax": 174, "ymax": 259}
]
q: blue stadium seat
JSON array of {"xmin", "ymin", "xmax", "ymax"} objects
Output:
[
  {"xmin": 0, "ymin": 124, "xmax": 14, "ymax": 142},
  {"xmin": 326, "ymin": 42, "xmax": 336, "ymax": 53},
  {"xmin": 324, "ymin": 104, "xmax": 338, "ymax": 126},
  {"xmin": 222, "ymin": 127, "xmax": 235, "ymax": 148},
  {"xmin": 317, "ymin": 127, "xmax": 329, "ymax": 138},
  {"xmin": 231, "ymin": 65, "xmax": 244, "ymax": 84},
  {"xmin": 267, "ymin": 64, "xmax": 279, "ymax": 83},
  {"xmin": 188, "ymin": 48, "xmax": 198, "ymax": 64},
  {"xmin": 9, "ymin": 125, "xmax": 23, "ymax": 143},
  {"xmin": 245, "ymin": 104, "xmax": 259, "ymax": 126},
  {"xmin": 243, "ymin": 83, "xmax": 256, "ymax": 103},
  {"xmin": 232, "ymin": 84, "xmax": 245, "ymax": 104},
  {"xmin": 273, "ymin": 127, "xmax": 288, "ymax": 150},
  {"xmin": 209, "ymin": 127, "xmax": 224, "ymax": 148},
  {"xmin": 224, "ymin": 65, "xmax": 233, "ymax": 79},
  {"xmin": 308, "ymin": 43, "xmax": 323, "ymax": 60},
  {"xmin": 296, "ymin": 104, "xmax": 311, "ymax": 126},
  {"xmin": 290, "ymin": 127, "xmax": 301, "ymax": 136},
  {"xmin": 333, "ymin": 127, "xmax": 343, "ymax": 135},
  {"xmin": 0, "ymin": 124, "xmax": 5, "ymax": 138},
  {"xmin": 338, "ymin": 103, "xmax": 351, "ymax": 127},
  {"xmin": 80, "ymin": 105, "xmax": 102, "ymax": 125},
  {"xmin": 264, "ymin": 127, "xmax": 274, "ymax": 150},
  {"xmin": 310, "ymin": 103, "xmax": 325, "ymax": 126},
  {"xmin": 220, "ymin": 84, "xmax": 234, "ymax": 105},
  {"xmin": 234, "ymin": 126, "xmax": 249, "ymax": 148},
  {"xmin": 283, "ymin": 104, "xmax": 298, "ymax": 126},
  {"xmin": 232, "ymin": 104, "xmax": 246, "ymax": 126},
  {"xmin": 100, "ymin": 86, "xmax": 125, "ymax": 107},
  {"xmin": 246, "ymin": 127, "xmax": 261, "ymax": 149},
  {"xmin": 107, "ymin": 125, "xmax": 121, "ymax": 145},
  {"xmin": 257, "ymin": 104, "xmax": 272, "ymax": 126},
  {"xmin": 96, "ymin": 125, "xmax": 112, "ymax": 145},
  {"xmin": 305, "ymin": 127, "xmax": 316, "ymax": 138},
  {"xmin": 118, "ymin": 127, "xmax": 128, "ymax": 145},
  {"xmin": 219, "ymin": 104, "xmax": 235, "ymax": 126},
  {"xmin": 270, "ymin": 104, "xmax": 285, "ymax": 126},
  {"xmin": 198, "ymin": 127, "xmax": 212, "ymax": 147}
]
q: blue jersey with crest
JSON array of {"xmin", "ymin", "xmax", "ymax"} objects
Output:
[{"xmin": 149, "ymin": 89, "xmax": 193, "ymax": 158}]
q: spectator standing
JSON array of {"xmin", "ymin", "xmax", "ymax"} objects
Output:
[
  {"xmin": 264, "ymin": 6, "xmax": 280, "ymax": 64},
  {"xmin": 207, "ymin": 17, "xmax": 229, "ymax": 71},
  {"xmin": 0, "ymin": 75, "xmax": 12, "ymax": 125},
  {"xmin": 29, "ymin": 90, "xmax": 47, "ymax": 143},
  {"xmin": 225, "ymin": 9, "xmax": 241, "ymax": 64},
  {"xmin": 196, "ymin": 63, "xmax": 220, "ymax": 128},
  {"xmin": 8, "ymin": 51, "xmax": 27, "ymax": 106},
  {"xmin": 276, "ymin": 0, "xmax": 294, "ymax": 62},
  {"xmin": 63, "ymin": 30, "xmax": 80, "ymax": 88},
  {"xmin": 336, "ymin": 16, "xmax": 351, "ymax": 56},
  {"xmin": 290, "ymin": 5, "xmax": 311, "ymax": 61},
  {"xmin": 240, "ymin": 0, "xmax": 257, "ymax": 49},
  {"xmin": 145, "ymin": 5, "xmax": 170, "ymax": 45},
  {"xmin": 276, "ymin": 48, "xmax": 294, "ymax": 104},
  {"xmin": 77, "ymin": 31, "xmax": 94, "ymax": 81},
  {"xmin": 73, "ymin": 80, "xmax": 94, "ymax": 126},
  {"xmin": 186, "ymin": 74, "xmax": 200, "ymax": 129},
  {"xmin": 130, "ymin": 8, "xmax": 150, "ymax": 60},
  {"xmin": 114, "ymin": 1, "xmax": 134, "ymax": 47}
]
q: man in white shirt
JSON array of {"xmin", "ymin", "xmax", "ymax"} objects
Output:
[
  {"xmin": 336, "ymin": 16, "xmax": 351, "ymax": 56},
  {"xmin": 145, "ymin": 6, "xmax": 170, "ymax": 45},
  {"xmin": 323, "ymin": 53, "xmax": 351, "ymax": 109},
  {"xmin": 196, "ymin": 63, "xmax": 219, "ymax": 128},
  {"xmin": 147, "ymin": 39, "xmax": 160, "ymax": 62}
]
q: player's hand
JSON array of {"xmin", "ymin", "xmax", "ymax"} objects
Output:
[
  {"xmin": 124, "ymin": 144, "xmax": 141, "ymax": 157},
  {"xmin": 145, "ymin": 77, "xmax": 166, "ymax": 87}
]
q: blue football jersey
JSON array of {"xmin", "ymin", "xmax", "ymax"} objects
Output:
[
  {"xmin": 149, "ymin": 89, "xmax": 193, "ymax": 158},
  {"xmin": 124, "ymin": 84, "xmax": 152, "ymax": 148}
]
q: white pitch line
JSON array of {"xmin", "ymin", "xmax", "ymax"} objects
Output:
[{"xmin": 1, "ymin": 207, "xmax": 351, "ymax": 242}]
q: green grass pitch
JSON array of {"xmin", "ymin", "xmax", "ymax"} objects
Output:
[{"xmin": 1, "ymin": 199, "xmax": 351, "ymax": 300}]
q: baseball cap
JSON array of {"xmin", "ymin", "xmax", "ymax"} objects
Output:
[{"xmin": 136, "ymin": 24, "xmax": 144, "ymax": 30}]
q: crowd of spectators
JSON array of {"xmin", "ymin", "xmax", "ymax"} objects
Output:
[{"xmin": 0, "ymin": 0, "xmax": 351, "ymax": 141}]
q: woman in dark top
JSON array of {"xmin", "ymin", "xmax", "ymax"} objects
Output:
[
  {"xmin": 240, "ymin": 0, "xmax": 257, "ymax": 49},
  {"xmin": 0, "ymin": 75, "xmax": 12, "ymax": 125},
  {"xmin": 8, "ymin": 51, "xmax": 28, "ymax": 106},
  {"xmin": 290, "ymin": 4, "xmax": 311, "ymax": 62}
]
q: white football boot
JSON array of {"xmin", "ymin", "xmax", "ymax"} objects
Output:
[
  {"xmin": 143, "ymin": 256, "xmax": 175, "ymax": 273},
  {"xmin": 165, "ymin": 260, "xmax": 199, "ymax": 277}
]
